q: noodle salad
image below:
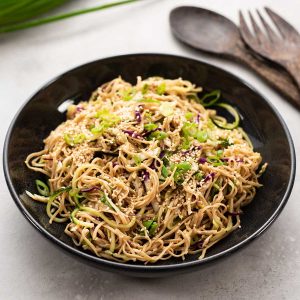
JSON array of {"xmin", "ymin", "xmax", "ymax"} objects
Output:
[{"xmin": 25, "ymin": 77, "xmax": 267, "ymax": 263}]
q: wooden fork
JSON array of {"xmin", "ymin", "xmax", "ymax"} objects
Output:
[{"xmin": 239, "ymin": 7, "xmax": 300, "ymax": 90}]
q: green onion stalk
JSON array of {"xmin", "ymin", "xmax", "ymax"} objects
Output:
[{"xmin": 0, "ymin": 0, "xmax": 139, "ymax": 33}]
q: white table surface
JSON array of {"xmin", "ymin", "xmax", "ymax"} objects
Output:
[{"xmin": 0, "ymin": 0, "xmax": 299, "ymax": 299}]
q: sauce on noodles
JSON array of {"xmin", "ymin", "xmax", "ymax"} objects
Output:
[{"xmin": 25, "ymin": 77, "xmax": 267, "ymax": 263}]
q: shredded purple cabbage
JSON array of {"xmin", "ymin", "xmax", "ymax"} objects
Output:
[
  {"xmin": 76, "ymin": 105, "xmax": 84, "ymax": 112},
  {"xmin": 228, "ymin": 211, "xmax": 243, "ymax": 216},
  {"xmin": 236, "ymin": 158, "xmax": 244, "ymax": 163},
  {"xmin": 198, "ymin": 157, "xmax": 207, "ymax": 164},
  {"xmin": 141, "ymin": 170, "xmax": 150, "ymax": 181},
  {"xmin": 123, "ymin": 130, "xmax": 142, "ymax": 138},
  {"xmin": 221, "ymin": 158, "xmax": 229, "ymax": 162},
  {"xmin": 159, "ymin": 151, "xmax": 165, "ymax": 159},
  {"xmin": 81, "ymin": 186, "xmax": 100, "ymax": 192},
  {"xmin": 204, "ymin": 172, "xmax": 215, "ymax": 182},
  {"xmin": 149, "ymin": 160, "xmax": 157, "ymax": 170},
  {"xmin": 196, "ymin": 113, "xmax": 201, "ymax": 124},
  {"xmin": 134, "ymin": 105, "xmax": 142, "ymax": 123}
]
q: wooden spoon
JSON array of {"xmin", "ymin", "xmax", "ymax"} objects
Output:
[{"xmin": 169, "ymin": 6, "xmax": 300, "ymax": 109}]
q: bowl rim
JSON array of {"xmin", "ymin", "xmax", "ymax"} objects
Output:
[{"xmin": 3, "ymin": 53, "xmax": 296, "ymax": 273}]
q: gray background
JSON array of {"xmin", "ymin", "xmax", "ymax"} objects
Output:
[{"xmin": 0, "ymin": 0, "xmax": 299, "ymax": 299}]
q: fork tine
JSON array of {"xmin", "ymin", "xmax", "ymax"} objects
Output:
[
  {"xmin": 248, "ymin": 10, "xmax": 265, "ymax": 43},
  {"xmin": 256, "ymin": 9, "xmax": 279, "ymax": 42},
  {"xmin": 239, "ymin": 11, "xmax": 255, "ymax": 44},
  {"xmin": 265, "ymin": 7, "xmax": 300, "ymax": 39}
]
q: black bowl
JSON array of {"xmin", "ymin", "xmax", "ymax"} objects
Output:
[{"xmin": 3, "ymin": 54, "xmax": 296, "ymax": 277}]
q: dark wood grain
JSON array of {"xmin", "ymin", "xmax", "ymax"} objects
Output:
[
  {"xmin": 170, "ymin": 6, "xmax": 300, "ymax": 110},
  {"xmin": 239, "ymin": 7, "xmax": 300, "ymax": 103}
]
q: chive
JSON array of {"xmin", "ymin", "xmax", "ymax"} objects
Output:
[
  {"xmin": 144, "ymin": 123, "xmax": 158, "ymax": 131},
  {"xmin": 35, "ymin": 179, "xmax": 49, "ymax": 196},
  {"xmin": 161, "ymin": 165, "xmax": 168, "ymax": 178},
  {"xmin": 156, "ymin": 83, "xmax": 166, "ymax": 95},
  {"xmin": 199, "ymin": 90, "xmax": 221, "ymax": 107}
]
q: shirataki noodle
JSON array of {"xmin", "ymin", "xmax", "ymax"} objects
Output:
[{"xmin": 25, "ymin": 76, "xmax": 267, "ymax": 263}]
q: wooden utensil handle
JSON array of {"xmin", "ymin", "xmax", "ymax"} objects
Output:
[
  {"xmin": 232, "ymin": 41, "xmax": 300, "ymax": 110},
  {"xmin": 285, "ymin": 62, "xmax": 300, "ymax": 92}
]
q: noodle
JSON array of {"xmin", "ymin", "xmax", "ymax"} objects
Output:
[{"xmin": 25, "ymin": 76, "xmax": 267, "ymax": 263}]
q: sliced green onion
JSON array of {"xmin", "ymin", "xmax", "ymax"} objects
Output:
[
  {"xmin": 159, "ymin": 102, "xmax": 174, "ymax": 117},
  {"xmin": 133, "ymin": 155, "xmax": 142, "ymax": 165},
  {"xmin": 144, "ymin": 123, "xmax": 158, "ymax": 131},
  {"xmin": 143, "ymin": 220, "xmax": 153, "ymax": 229},
  {"xmin": 90, "ymin": 125, "xmax": 105, "ymax": 135},
  {"xmin": 122, "ymin": 88, "xmax": 136, "ymax": 101},
  {"xmin": 181, "ymin": 122, "xmax": 208, "ymax": 143},
  {"xmin": 149, "ymin": 131, "xmax": 168, "ymax": 140},
  {"xmin": 64, "ymin": 133, "xmax": 86, "ymax": 146},
  {"xmin": 149, "ymin": 221, "xmax": 158, "ymax": 235},
  {"xmin": 161, "ymin": 165, "xmax": 169, "ymax": 178},
  {"xmin": 143, "ymin": 220, "xmax": 158, "ymax": 236},
  {"xmin": 173, "ymin": 162, "xmax": 192, "ymax": 184},
  {"xmin": 195, "ymin": 130, "xmax": 208, "ymax": 142},
  {"xmin": 207, "ymin": 156, "xmax": 224, "ymax": 167},
  {"xmin": 142, "ymin": 84, "xmax": 149, "ymax": 94},
  {"xmin": 194, "ymin": 172, "xmax": 203, "ymax": 181},
  {"xmin": 219, "ymin": 138, "xmax": 233, "ymax": 148},
  {"xmin": 216, "ymin": 150, "xmax": 223, "ymax": 157},
  {"xmin": 176, "ymin": 162, "xmax": 192, "ymax": 172},
  {"xmin": 137, "ymin": 98, "xmax": 160, "ymax": 104},
  {"xmin": 35, "ymin": 179, "xmax": 49, "ymax": 196},
  {"xmin": 212, "ymin": 103, "xmax": 240, "ymax": 130},
  {"xmin": 185, "ymin": 112, "xmax": 194, "ymax": 120},
  {"xmin": 95, "ymin": 109, "xmax": 121, "ymax": 124},
  {"xmin": 156, "ymin": 83, "xmax": 166, "ymax": 95}
]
